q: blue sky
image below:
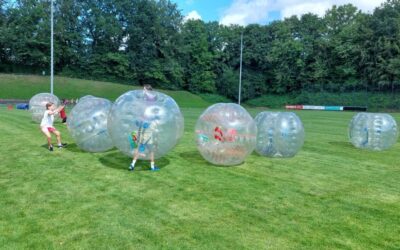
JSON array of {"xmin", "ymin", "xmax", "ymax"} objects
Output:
[
  {"xmin": 173, "ymin": 0, "xmax": 233, "ymax": 23},
  {"xmin": 171, "ymin": 0, "xmax": 386, "ymax": 26},
  {"xmin": 172, "ymin": 0, "xmax": 280, "ymax": 24}
]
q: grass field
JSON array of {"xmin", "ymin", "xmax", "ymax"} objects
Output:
[
  {"xmin": 0, "ymin": 74, "xmax": 209, "ymax": 108},
  {"xmin": 1, "ymin": 106, "xmax": 399, "ymax": 249}
]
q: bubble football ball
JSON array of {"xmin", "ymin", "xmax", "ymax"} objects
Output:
[
  {"xmin": 195, "ymin": 103, "xmax": 256, "ymax": 166},
  {"xmin": 254, "ymin": 112, "xmax": 305, "ymax": 158},
  {"xmin": 349, "ymin": 113, "xmax": 398, "ymax": 151},
  {"xmin": 29, "ymin": 93, "xmax": 60, "ymax": 123},
  {"xmin": 67, "ymin": 96, "xmax": 114, "ymax": 152},
  {"xmin": 107, "ymin": 90, "xmax": 184, "ymax": 160}
]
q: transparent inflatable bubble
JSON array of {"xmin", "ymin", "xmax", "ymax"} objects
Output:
[
  {"xmin": 67, "ymin": 96, "xmax": 114, "ymax": 152},
  {"xmin": 349, "ymin": 113, "xmax": 398, "ymax": 151},
  {"xmin": 108, "ymin": 90, "xmax": 184, "ymax": 160},
  {"xmin": 29, "ymin": 93, "xmax": 60, "ymax": 123},
  {"xmin": 255, "ymin": 112, "xmax": 304, "ymax": 158},
  {"xmin": 78, "ymin": 95, "xmax": 95, "ymax": 103},
  {"xmin": 195, "ymin": 103, "xmax": 256, "ymax": 166}
]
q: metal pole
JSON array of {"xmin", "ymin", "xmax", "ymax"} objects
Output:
[
  {"xmin": 50, "ymin": 0, "xmax": 54, "ymax": 94},
  {"xmin": 238, "ymin": 32, "xmax": 243, "ymax": 105}
]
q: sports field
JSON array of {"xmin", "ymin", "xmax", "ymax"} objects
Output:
[{"xmin": 1, "ymin": 105, "xmax": 399, "ymax": 249}]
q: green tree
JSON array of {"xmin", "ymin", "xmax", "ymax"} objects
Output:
[
  {"xmin": 240, "ymin": 24, "xmax": 269, "ymax": 99},
  {"xmin": 294, "ymin": 14, "xmax": 328, "ymax": 91},
  {"xmin": 123, "ymin": 0, "xmax": 183, "ymax": 88},
  {"xmin": 78, "ymin": 0, "xmax": 127, "ymax": 80},
  {"xmin": 370, "ymin": 0, "xmax": 400, "ymax": 93},
  {"xmin": 181, "ymin": 20, "xmax": 215, "ymax": 93},
  {"xmin": 267, "ymin": 17, "xmax": 304, "ymax": 93},
  {"xmin": 54, "ymin": 0, "xmax": 84, "ymax": 74},
  {"xmin": 2, "ymin": 0, "xmax": 400, "ymax": 99},
  {"xmin": 0, "ymin": 0, "xmax": 6, "ymax": 63},
  {"xmin": 351, "ymin": 12, "xmax": 375, "ymax": 90},
  {"xmin": 3, "ymin": 0, "xmax": 50, "ymax": 70},
  {"xmin": 323, "ymin": 4, "xmax": 363, "ymax": 91}
]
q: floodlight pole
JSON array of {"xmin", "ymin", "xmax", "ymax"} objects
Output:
[
  {"xmin": 238, "ymin": 31, "xmax": 243, "ymax": 105},
  {"xmin": 50, "ymin": 0, "xmax": 54, "ymax": 94}
]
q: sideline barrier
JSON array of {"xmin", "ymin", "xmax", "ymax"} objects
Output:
[
  {"xmin": 16, "ymin": 103, "xmax": 29, "ymax": 110},
  {"xmin": 0, "ymin": 99, "xmax": 29, "ymax": 104},
  {"xmin": 286, "ymin": 105, "xmax": 367, "ymax": 111}
]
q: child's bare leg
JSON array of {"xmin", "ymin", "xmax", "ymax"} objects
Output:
[
  {"xmin": 133, "ymin": 148, "xmax": 139, "ymax": 160},
  {"xmin": 150, "ymin": 151, "xmax": 157, "ymax": 170},
  {"xmin": 150, "ymin": 151, "xmax": 154, "ymax": 163},
  {"xmin": 53, "ymin": 130, "xmax": 62, "ymax": 145},
  {"xmin": 130, "ymin": 148, "xmax": 139, "ymax": 170},
  {"xmin": 46, "ymin": 136, "xmax": 52, "ymax": 146},
  {"xmin": 41, "ymin": 128, "xmax": 52, "ymax": 147}
]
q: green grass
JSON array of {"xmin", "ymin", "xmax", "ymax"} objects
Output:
[
  {"xmin": 0, "ymin": 74, "xmax": 209, "ymax": 108},
  {"xmin": 0, "ymin": 107, "xmax": 399, "ymax": 249},
  {"xmin": 246, "ymin": 92, "xmax": 400, "ymax": 111},
  {"xmin": 3, "ymin": 73, "xmax": 400, "ymax": 111}
]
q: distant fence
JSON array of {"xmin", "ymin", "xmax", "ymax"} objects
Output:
[
  {"xmin": 0, "ymin": 99, "xmax": 29, "ymax": 110},
  {"xmin": 286, "ymin": 105, "xmax": 367, "ymax": 111},
  {"xmin": 0, "ymin": 99, "xmax": 29, "ymax": 104},
  {"xmin": 0, "ymin": 98, "xmax": 76, "ymax": 105}
]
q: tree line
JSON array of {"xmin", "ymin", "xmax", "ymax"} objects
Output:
[{"xmin": 1, "ymin": 0, "xmax": 400, "ymax": 101}]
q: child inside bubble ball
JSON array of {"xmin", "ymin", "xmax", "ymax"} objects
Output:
[{"xmin": 129, "ymin": 84, "xmax": 160, "ymax": 171}]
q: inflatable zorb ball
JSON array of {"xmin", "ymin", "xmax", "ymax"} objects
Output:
[
  {"xmin": 78, "ymin": 95, "xmax": 95, "ymax": 103},
  {"xmin": 255, "ymin": 112, "xmax": 305, "ymax": 158},
  {"xmin": 349, "ymin": 113, "xmax": 398, "ymax": 151},
  {"xmin": 195, "ymin": 103, "xmax": 256, "ymax": 166},
  {"xmin": 29, "ymin": 93, "xmax": 60, "ymax": 123},
  {"xmin": 108, "ymin": 90, "xmax": 184, "ymax": 160},
  {"xmin": 67, "ymin": 96, "xmax": 114, "ymax": 152}
]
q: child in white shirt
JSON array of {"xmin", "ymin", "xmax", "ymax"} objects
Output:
[{"xmin": 40, "ymin": 102, "xmax": 67, "ymax": 151}]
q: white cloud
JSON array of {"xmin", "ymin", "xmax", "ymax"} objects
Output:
[
  {"xmin": 184, "ymin": 10, "xmax": 202, "ymax": 22},
  {"xmin": 279, "ymin": 0, "xmax": 386, "ymax": 18},
  {"xmin": 220, "ymin": 0, "xmax": 269, "ymax": 26},
  {"xmin": 281, "ymin": 2, "xmax": 331, "ymax": 18},
  {"xmin": 219, "ymin": 0, "xmax": 386, "ymax": 26}
]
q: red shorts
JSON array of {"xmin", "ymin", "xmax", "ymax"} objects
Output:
[
  {"xmin": 41, "ymin": 126, "xmax": 56, "ymax": 134},
  {"xmin": 48, "ymin": 127, "xmax": 56, "ymax": 132}
]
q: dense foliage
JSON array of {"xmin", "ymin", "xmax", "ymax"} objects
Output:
[{"xmin": 1, "ymin": 0, "xmax": 400, "ymax": 101}]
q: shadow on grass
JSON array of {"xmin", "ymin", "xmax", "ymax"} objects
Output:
[
  {"xmin": 62, "ymin": 143, "xmax": 83, "ymax": 153},
  {"xmin": 40, "ymin": 143, "xmax": 69, "ymax": 151},
  {"xmin": 328, "ymin": 141, "xmax": 354, "ymax": 149},
  {"xmin": 179, "ymin": 150, "xmax": 242, "ymax": 168},
  {"xmin": 62, "ymin": 143, "xmax": 116, "ymax": 154},
  {"xmin": 179, "ymin": 150, "xmax": 207, "ymax": 165},
  {"xmin": 99, "ymin": 151, "xmax": 170, "ymax": 171}
]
